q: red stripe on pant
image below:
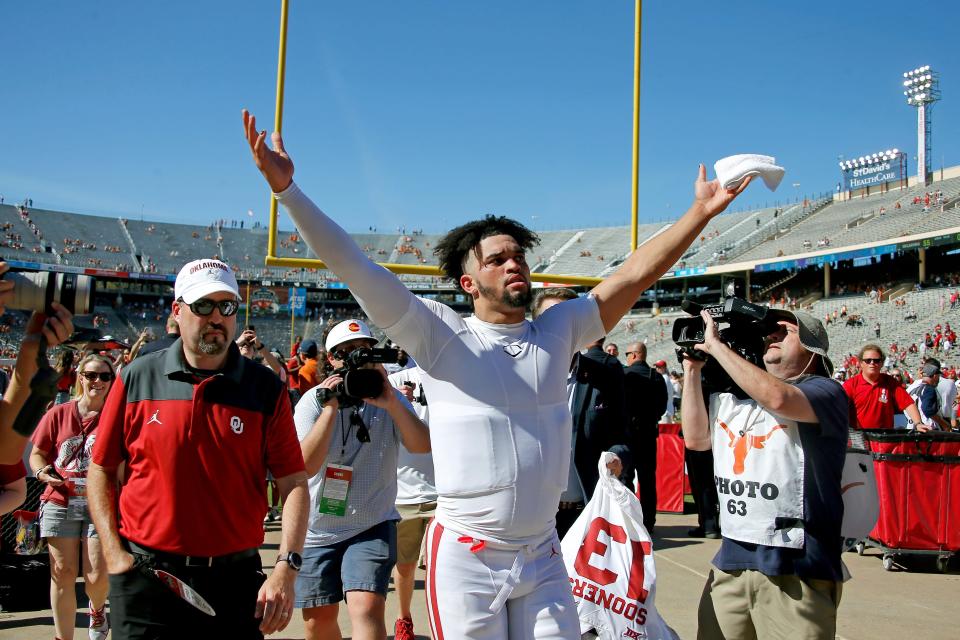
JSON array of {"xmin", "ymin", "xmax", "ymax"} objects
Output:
[{"xmin": 426, "ymin": 520, "xmax": 445, "ymax": 640}]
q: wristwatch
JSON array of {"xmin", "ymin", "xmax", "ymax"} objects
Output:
[{"xmin": 276, "ymin": 552, "xmax": 302, "ymax": 571}]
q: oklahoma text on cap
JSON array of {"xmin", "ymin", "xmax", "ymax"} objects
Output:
[{"xmin": 175, "ymin": 259, "xmax": 240, "ymax": 304}]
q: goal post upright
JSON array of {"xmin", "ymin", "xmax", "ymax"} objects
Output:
[{"xmin": 264, "ymin": 1, "xmax": 645, "ymax": 289}]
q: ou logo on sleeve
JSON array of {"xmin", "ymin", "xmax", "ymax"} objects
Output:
[{"xmin": 230, "ymin": 416, "xmax": 244, "ymax": 434}]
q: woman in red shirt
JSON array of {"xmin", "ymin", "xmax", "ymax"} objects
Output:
[{"xmin": 30, "ymin": 354, "xmax": 115, "ymax": 640}]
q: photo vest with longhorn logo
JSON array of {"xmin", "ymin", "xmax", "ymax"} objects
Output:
[{"xmin": 710, "ymin": 392, "xmax": 805, "ymax": 549}]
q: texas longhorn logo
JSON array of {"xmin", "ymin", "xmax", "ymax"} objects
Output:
[{"xmin": 718, "ymin": 421, "xmax": 788, "ymax": 475}]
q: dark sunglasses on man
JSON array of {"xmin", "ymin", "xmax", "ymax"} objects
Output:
[
  {"xmin": 178, "ymin": 297, "xmax": 240, "ymax": 317},
  {"xmin": 80, "ymin": 371, "xmax": 115, "ymax": 382}
]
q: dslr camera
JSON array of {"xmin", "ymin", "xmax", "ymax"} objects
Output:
[
  {"xmin": 672, "ymin": 297, "xmax": 773, "ymax": 396},
  {"xmin": 329, "ymin": 347, "xmax": 400, "ymax": 407}
]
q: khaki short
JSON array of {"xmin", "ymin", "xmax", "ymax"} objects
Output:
[
  {"xmin": 697, "ymin": 569, "xmax": 842, "ymax": 640},
  {"xmin": 395, "ymin": 501, "xmax": 436, "ymax": 566}
]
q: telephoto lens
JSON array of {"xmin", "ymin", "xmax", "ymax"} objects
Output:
[{"xmin": 4, "ymin": 270, "xmax": 95, "ymax": 315}]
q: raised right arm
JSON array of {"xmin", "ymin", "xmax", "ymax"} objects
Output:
[
  {"xmin": 274, "ymin": 183, "xmax": 414, "ymax": 329},
  {"xmin": 242, "ymin": 109, "xmax": 414, "ymax": 330}
]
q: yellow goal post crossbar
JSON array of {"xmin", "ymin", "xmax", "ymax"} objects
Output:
[{"xmin": 264, "ymin": 0, "xmax": 643, "ymax": 290}]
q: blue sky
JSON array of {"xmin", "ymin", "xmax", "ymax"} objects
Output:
[{"xmin": 2, "ymin": 1, "xmax": 957, "ymax": 233}]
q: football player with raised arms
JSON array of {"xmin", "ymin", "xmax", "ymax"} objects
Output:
[{"xmin": 243, "ymin": 109, "xmax": 750, "ymax": 639}]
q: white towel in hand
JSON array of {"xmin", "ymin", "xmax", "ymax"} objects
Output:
[{"xmin": 714, "ymin": 154, "xmax": 785, "ymax": 192}]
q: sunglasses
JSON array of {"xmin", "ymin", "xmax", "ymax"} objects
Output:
[
  {"xmin": 179, "ymin": 297, "xmax": 239, "ymax": 317},
  {"xmin": 862, "ymin": 358, "xmax": 883, "ymax": 365},
  {"xmin": 350, "ymin": 409, "xmax": 370, "ymax": 443},
  {"xmin": 80, "ymin": 371, "xmax": 115, "ymax": 382}
]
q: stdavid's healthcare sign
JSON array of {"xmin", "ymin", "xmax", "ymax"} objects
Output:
[{"xmin": 842, "ymin": 155, "xmax": 905, "ymax": 190}]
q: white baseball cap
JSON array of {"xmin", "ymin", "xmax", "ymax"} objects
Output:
[
  {"xmin": 175, "ymin": 259, "xmax": 240, "ymax": 304},
  {"xmin": 325, "ymin": 319, "xmax": 376, "ymax": 351}
]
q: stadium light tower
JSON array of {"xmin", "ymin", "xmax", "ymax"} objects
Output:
[{"xmin": 903, "ymin": 65, "xmax": 941, "ymax": 186}]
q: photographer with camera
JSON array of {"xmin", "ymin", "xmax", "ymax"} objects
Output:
[
  {"xmin": 236, "ymin": 325, "xmax": 286, "ymax": 378},
  {"xmin": 680, "ymin": 307, "xmax": 848, "ymax": 640},
  {"xmin": 0, "ymin": 261, "xmax": 75, "ymax": 465},
  {"xmin": 292, "ymin": 319, "xmax": 430, "ymax": 640}
]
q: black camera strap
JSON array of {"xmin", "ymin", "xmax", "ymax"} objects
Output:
[{"xmin": 338, "ymin": 407, "xmax": 370, "ymax": 458}]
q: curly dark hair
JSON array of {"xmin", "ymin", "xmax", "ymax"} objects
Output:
[{"xmin": 434, "ymin": 215, "xmax": 540, "ymax": 291}]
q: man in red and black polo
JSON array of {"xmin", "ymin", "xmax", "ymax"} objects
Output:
[
  {"xmin": 89, "ymin": 258, "xmax": 309, "ymax": 639},
  {"xmin": 843, "ymin": 344, "xmax": 923, "ymax": 429}
]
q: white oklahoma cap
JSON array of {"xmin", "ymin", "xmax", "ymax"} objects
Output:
[
  {"xmin": 325, "ymin": 319, "xmax": 376, "ymax": 351},
  {"xmin": 175, "ymin": 259, "xmax": 240, "ymax": 304}
]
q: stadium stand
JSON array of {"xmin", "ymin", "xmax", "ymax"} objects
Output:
[
  {"xmin": 0, "ymin": 204, "xmax": 48, "ymax": 258},
  {"xmin": 25, "ymin": 208, "xmax": 135, "ymax": 271},
  {"xmin": 734, "ymin": 179, "xmax": 960, "ymax": 262},
  {"xmin": 124, "ymin": 219, "xmax": 222, "ymax": 273}
]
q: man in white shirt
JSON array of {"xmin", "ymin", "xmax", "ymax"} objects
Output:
[
  {"xmin": 387, "ymin": 366, "xmax": 435, "ymax": 640},
  {"xmin": 243, "ymin": 109, "xmax": 752, "ymax": 639}
]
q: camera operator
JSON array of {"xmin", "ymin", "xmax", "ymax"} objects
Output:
[
  {"xmin": 680, "ymin": 309, "xmax": 848, "ymax": 640},
  {"xmin": 0, "ymin": 261, "xmax": 75, "ymax": 464},
  {"xmin": 292, "ymin": 319, "xmax": 430, "ymax": 640}
]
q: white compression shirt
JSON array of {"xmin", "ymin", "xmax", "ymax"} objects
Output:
[{"xmin": 276, "ymin": 183, "xmax": 605, "ymax": 544}]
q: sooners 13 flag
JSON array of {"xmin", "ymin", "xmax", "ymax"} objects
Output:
[{"xmin": 561, "ymin": 452, "xmax": 678, "ymax": 640}]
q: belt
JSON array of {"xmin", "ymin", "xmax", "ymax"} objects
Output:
[{"xmin": 126, "ymin": 540, "xmax": 259, "ymax": 568}]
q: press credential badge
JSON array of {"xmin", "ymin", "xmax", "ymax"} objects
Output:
[{"xmin": 318, "ymin": 464, "xmax": 352, "ymax": 517}]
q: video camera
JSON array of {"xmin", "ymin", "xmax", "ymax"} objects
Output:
[
  {"xmin": 672, "ymin": 297, "xmax": 774, "ymax": 397},
  {"xmin": 331, "ymin": 347, "xmax": 400, "ymax": 407}
]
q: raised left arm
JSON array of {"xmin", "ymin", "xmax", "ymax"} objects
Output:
[{"xmin": 591, "ymin": 166, "xmax": 751, "ymax": 332}]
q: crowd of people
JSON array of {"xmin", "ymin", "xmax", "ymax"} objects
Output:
[{"xmin": 0, "ymin": 115, "xmax": 953, "ymax": 640}]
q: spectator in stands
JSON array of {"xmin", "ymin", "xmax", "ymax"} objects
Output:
[
  {"xmin": 136, "ymin": 312, "xmax": 180, "ymax": 357},
  {"xmin": 30, "ymin": 354, "xmax": 116, "ymax": 640},
  {"xmin": 291, "ymin": 334, "xmax": 303, "ymax": 358},
  {"xmin": 843, "ymin": 345, "xmax": 922, "ymax": 429}
]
